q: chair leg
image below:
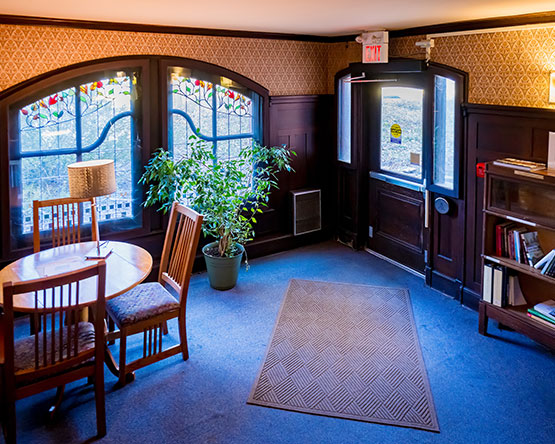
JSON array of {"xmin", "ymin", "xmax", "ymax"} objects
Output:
[
  {"xmin": 4, "ymin": 391, "xmax": 16, "ymax": 444},
  {"xmin": 177, "ymin": 314, "xmax": 189, "ymax": 361},
  {"xmin": 162, "ymin": 321, "xmax": 169, "ymax": 335},
  {"xmin": 107, "ymin": 315, "xmax": 116, "ymax": 345},
  {"xmin": 94, "ymin": 362, "xmax": 106, "ymax": 437},
  {"xmin": 29, "ymin": 313, "xmax": 41, "ymax": 334},
  {"xmin": 117, "ymin": 329, "xmax": 128, "ymax": 388},
  {"xmin": 48, "ymin": 385, "xmax": 65, "ymax": 420}
]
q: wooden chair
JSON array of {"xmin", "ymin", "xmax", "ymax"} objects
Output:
[
  {"xmin": 33, "ymin": 196, "xmax": 99, "ymax": 253},
  {"xmin": 0, "ymin": 262, "xmax": 107, "ymax": 443},
  {"xmin": 105, "ymin": 203, "xmax": 203, "ymax": 387}
]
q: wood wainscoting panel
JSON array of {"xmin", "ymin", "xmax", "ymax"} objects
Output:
[
  {"xmin": 375, "ymin": 187, "xmax": 423, "ymax": 250},
  {"xmin": 368, "ymin": 179, "xmax": 425, "ymax": 272},
  {"xmin": 264, "ymin": 95, "xmax": 334, "ymax": 239}
]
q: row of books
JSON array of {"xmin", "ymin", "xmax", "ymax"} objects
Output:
[
  {"xmin": 494, "ymin": 224, "xmax": 544, "ymax": 266},
  {"xmin": 527, "ymin": 300, "xmax": 555, "ymax": 330},
  {"xmin": 533, "ymin": 249, "xmax": 555, "ymax": 277},
  {"xmin": 492, "ymin": 157, "xmax": 546, "ymax": 172},
  {"xmin": 482, "ymin": 264, "xmax": 526, "ymax": 307}
]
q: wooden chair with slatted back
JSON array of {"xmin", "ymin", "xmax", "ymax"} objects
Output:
[
  {"xmin": 0, "ymin": 262, "xmax": 107, "ymax": 444},
  {"xmin": 33, "ymin": 197, "xmax": 99, "ymax": 253},
  {"xmin": 105, "ymin": 202, "xmax": 203, "ymax": 387}
]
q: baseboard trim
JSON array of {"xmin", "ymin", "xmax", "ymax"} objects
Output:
[
  {"xmin": 462, "ymin": 287, "xmax": 480, "ymax": 311},
  {"xmin": 364, "ymin": 248, "xmax": 425, "ymax": 279}
]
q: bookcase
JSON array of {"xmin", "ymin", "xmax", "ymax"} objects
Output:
[{"xmin": 479, "ymin": 163, "xmax": 555, "ymax": 349}]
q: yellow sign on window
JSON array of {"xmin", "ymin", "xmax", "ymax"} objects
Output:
[{"xmin": 390, "ymin": 124, "xmax": 402, "ymax": 144}]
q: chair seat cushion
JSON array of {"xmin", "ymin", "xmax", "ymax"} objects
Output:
[
  {"xmin": 106, "ymin": 282, "xmax": 179, "ymax": 327},
  {"xmin": 14, "ymin": 322, "xmax": 95, "ymax": 373}
]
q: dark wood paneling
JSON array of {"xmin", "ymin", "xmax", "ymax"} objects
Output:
[
  {"xmin": 263, "ymin": 95, "xmax": 334, "ymax": 238},
  {"xmin": 463, "ymin": 103, "xmax": 555, "ymax": 299},
  {"xmin": 431, "ymin": 196, "xmax": 464, "ymax": 280},
  {"xmin": 336, "ymin": 167, "xmax": 358, "ymax": 245},
  {"xmin": 476, "ymin": 121, "xmax": 533, "ymax": 156}
]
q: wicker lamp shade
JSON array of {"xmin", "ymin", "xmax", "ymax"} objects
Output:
[{"xmin": 67, "ymin": 159, "xmax": 116, "ymax": 198}]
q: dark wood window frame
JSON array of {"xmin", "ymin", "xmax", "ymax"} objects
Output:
[
  {"xmin": 0, "ymin": 55, "xmax": 269, "ymax": 263},
  {"xmin": 335, "ymin": 60, "xmax": 467, "ymax": 200}
]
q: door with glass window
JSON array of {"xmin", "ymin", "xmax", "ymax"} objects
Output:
[
  {"xmin": 365, "ymin": 77, "xmax": 427, "ymax": 272},
  {"xmin": 364, "ymin": 72, "xmax": 460, "ymax": 274}
]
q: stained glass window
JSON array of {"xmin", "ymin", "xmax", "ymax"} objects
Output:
[
  {"xmin": 11, "ymin": 71, "xmax": 141, "ymax": 244},
  {"xmin": 168, "ymin": 68, "xmax": 261, "ymax": 165}
]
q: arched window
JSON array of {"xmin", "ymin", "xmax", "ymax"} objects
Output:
[
  {"xmin": 0, "ymin": 57, "xmax": 267, "ymax": 256},
  {"xmin": 7, "ymin": 63, "xmax": 145, "ymax": 250},
  {"xmin": 167, "ymin": 65, "xmax": 262, "ymax": 162}
]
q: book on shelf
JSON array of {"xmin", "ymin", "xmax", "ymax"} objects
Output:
[
  {"xmin": 482, "ymin": 263, "xmax": 493, "ymax": 303},
  {"xmin": 527, "ymin": 308, "xmax": 555, "ymax": 326},
  {"xmin": 534, "ymin": 300, "xmax": 555, "ymax": 321},
  {"xmin": 520, "ymin": 231, "xmax": 544, "ymax": 266},
  {"xmin": 507, "ymin": 274, "xmax": 527, "ymax": 306},
  {"xmin": 527, "ymin": 312, "xmax": 555, "ymax": 329},
  {"xmin": 540, "ymin": 253, "xmax": 555, "ymax": 277},
  {"xmin": 495, "ymin": 221, "xmax": 514, "ymax": 257},
  {"xmin": 511, "ymin": 227, "xmax": 527, "ymax": 263},
  {"xmin": 492, "ymin": 265, "xmax": 505, "ymax": 307},
  {"xmin": 492, "ymin": 157, "xmax": 546, "ymax": 171},
  {"xmin": 483, "ymin": 265, "xmax": 526, "ymax": 307},
  {"xmin": 535, "ymin": 249, "xmax": 555, "ymax": 270}
]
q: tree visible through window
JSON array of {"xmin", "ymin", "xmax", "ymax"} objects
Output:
[
  {"xmin": 4, "ymin": 59, "xmax": 266, "ymax": 253},
  {"xmin": 11, "ymin": 71, "xmax": 141, "ymax": 242},
  {"xmin": 168, "ymin": 68, "xmax": 260, "ymax": 166}
]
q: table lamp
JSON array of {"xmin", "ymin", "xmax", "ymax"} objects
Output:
[{"xmin": 67, "ymin": 159, "xmax": 116, "ymax": 259}]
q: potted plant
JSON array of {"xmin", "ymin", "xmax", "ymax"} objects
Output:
[{"xmin": 140, "ymin": 135, "xmax": 295, "ymax": 290}]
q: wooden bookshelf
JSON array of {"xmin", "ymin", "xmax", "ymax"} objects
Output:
[{"xmin": 479, "ymin": 163, "xmax": 555, "ymax": 349}]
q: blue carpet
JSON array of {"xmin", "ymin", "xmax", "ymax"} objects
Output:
[{"xmin": 10, "ymin": 241, "xmax": 555, "ymax": 444}]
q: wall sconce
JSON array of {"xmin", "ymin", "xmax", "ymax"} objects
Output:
[{"xmin": 550, "ymin": 72, "xmax": 555, "ymax": 103}]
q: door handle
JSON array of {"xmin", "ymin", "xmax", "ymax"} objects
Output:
[{"xmin": 424, "ymin": 189, "xmax": 430, "ymax": 229}]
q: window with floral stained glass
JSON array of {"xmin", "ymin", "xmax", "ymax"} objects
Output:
[
  {"xmin": 168, "ymin": 67, "xmax": 262, "ymax": 168},
  {"xmin": 9, "ymin": 69, "xmax": 143, "ymax": 247}
]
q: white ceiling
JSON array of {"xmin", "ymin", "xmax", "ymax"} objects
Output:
[{"xmin": 0, "ymin": 1, "xmax": 554, "ymax": 36}]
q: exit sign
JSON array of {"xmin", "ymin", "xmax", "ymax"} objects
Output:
[
  {"xmin": 364, "ymin": 45, "xmax": 387, "ymax": 63},
  {"xmin": 360, "ymin": 31, "xmax": 389, "ymax": 64}
]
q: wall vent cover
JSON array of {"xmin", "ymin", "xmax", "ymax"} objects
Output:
[{"xmin": 291, "ymin": 189, "xmax": 321, "ymax": 236}]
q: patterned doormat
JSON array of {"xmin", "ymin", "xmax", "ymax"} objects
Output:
[{"xmin": 247, "ymin": 279, "xmax": 439, "ymax": 432}]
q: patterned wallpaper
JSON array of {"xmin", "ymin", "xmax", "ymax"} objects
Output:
[
  {"xmin": 328, "ymin": 27, "xmax": 555, "ymax": 109},
  {"xmin": 1, "ymin": 23, "xmax": 555, "ymax": 109},
  {"xmin": 0, "ymin": 25, "xmax": 329, "ymax": 96},
  {"xmin": 391, "ymin": 28, "xmax": 555, "ymax": 109}
]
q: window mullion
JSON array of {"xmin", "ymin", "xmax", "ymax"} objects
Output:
[
  {"xmin": 75, "ymin": 86, "xmax": 83, "ymax": 162},
  {"xmin": 212, "ymin": 85, "xmax": 217, "ymax": 158}
]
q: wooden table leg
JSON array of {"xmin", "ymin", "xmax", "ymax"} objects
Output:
[{"xmin": 104, "ymin": 344, "xmax": 135, "ymax": 387}]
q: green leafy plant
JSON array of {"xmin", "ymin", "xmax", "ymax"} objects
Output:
[{"xmin": 140, "ymin": 135, "xmax": 295, "ymax": 258}]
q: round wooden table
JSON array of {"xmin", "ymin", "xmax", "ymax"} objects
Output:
[{"xmin": 0, "ymin": 241, "xmax": 153, "ymax": 312}]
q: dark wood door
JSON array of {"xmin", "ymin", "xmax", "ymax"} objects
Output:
[
  {"xmin": 367, "ymin": 179, "xmax": 426, "ymax": 271},
  {"xmin": 365, "ymin": 77, "xmax": 430, "ymax": 273}
]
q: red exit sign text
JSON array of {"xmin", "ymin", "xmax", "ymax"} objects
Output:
[
  {"xmin": 363, "ymin": 44, "xmax": 388, "ymax": 63},
  {"xmin": 362, "ymin": 45, "xmax": 388, "ymax": 63}
]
